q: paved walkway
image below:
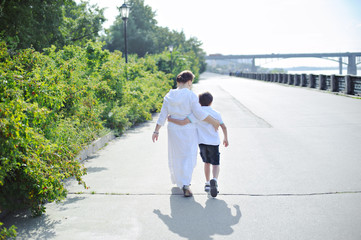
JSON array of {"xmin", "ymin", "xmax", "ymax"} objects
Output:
[{"xmin": 4, "ymin": 72, "xmax": 361, "ymax": 239}]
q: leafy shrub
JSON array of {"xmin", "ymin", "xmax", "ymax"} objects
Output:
[
  {"xmin": 0, "ymin": 220, "xmax": 17, "ymax": 239},
  {"xmin": 0, "ymin": 43, "xmax": 87, "ymax": 217},
  {"xmin": 0, "ymin": 40, "xmax": 202, "ymax": 234},
  {"xmin": 0, "ymin": 40, "xmax": 175, "ymax": 217}
]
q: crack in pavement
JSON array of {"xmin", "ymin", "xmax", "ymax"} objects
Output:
[{"xmin": 67, "ymin": 190, "xmax": 361, "ymax": 197}]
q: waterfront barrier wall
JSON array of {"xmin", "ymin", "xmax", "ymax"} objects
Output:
[{"xmin": 229, "ymin": 72, "xmax": 361, "ymax": 96}]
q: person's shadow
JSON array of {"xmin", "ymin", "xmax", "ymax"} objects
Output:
[{"xmin": 154, "ymin": 188, "xmax": 241, "ymax": 240}]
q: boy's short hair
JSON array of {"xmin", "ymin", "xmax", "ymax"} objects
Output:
[{"xmin": 199, "ymin": 92, "xmax": 213, "ymax": 106}]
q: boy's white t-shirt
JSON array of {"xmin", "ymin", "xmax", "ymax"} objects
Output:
[{"xmin": 190, "ymin": 106, "xmax": 223, "ymax": 146}]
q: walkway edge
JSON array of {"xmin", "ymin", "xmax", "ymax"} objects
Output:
[{"xmin": 76, "ymin": 131, "xmax": 116, "ymax": 162}]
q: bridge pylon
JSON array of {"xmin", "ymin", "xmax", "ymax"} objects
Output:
[
  {"xmin": 251, "ymin": 58, "xmax": 256, "ymax": 72},
  {"xmin": 347, "ymin": 55, "xmax": 357, "ymax": 75}
]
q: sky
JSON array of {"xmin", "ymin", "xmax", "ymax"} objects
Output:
[{"xmin": 85, "ymin": 0, "xmax": 361, "ymax": 68}]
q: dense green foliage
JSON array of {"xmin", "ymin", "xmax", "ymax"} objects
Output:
[
  {"xmin": 0, "ymin": 221, "xmax": 16, "ymax": 239},
  {"xmin": 0, "ymin": 1, "xmax": 207, "ymax": 237},
  {"xmin": 0, "ymin": 0, "xmax": 105, "ymax": 51},
  {"xmin": 0, "ymin": 41, "xmax": 175, "ymax": 224},
  {"xmin": 0, "ymin": 0, "xmax": 207, "ymax": 75}
]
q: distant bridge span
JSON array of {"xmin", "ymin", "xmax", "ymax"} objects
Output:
[{"xmin": 205, "ymin": 52, "xmax": 361, "ymax": 75}]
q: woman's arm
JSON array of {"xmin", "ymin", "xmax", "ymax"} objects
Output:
[
  {"xmin": 152, "ymin": 124, "xmax": 162, "ymax": 142},
  {"xmin": 167, "ymin": 116, "xmax": 190, "ymax": 126},
  {"xmin": 203, "ymin": 115, "xmax": 220, "ymax": 131}
]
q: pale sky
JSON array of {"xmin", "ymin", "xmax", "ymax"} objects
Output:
[
  {"xmin": 84, "ymin": 0, "xmax": 361, "ymax": 69},
  {"xmin": 89, "ymin": 0, "xmax": 361, "ymax": 55}
]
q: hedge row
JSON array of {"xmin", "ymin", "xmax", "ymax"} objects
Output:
[{"xmin": 0, "ymin": 41, "xmax": 197, "ymax": 236}]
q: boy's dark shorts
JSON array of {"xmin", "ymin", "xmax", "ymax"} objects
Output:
[{"xmin": 199, "ymin": 144, "xmax": 220, "ymax": 165}]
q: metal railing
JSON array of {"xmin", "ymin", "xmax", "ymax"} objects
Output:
[{"xmin": 229, "ymin": 72, "xmax": 361, "ymax": 96}]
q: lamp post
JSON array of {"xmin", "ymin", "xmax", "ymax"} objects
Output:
[
  {"xmin": 120, "ymin": 2, "xmax": 130, "ymax": 63},
  {"xmin": 169, "ymin": 45, "xmax": 173, "ymax": 73}
]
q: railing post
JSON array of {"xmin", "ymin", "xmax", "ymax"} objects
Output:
[
  {"xmin": 330, "ymin": 75, "xmax": 337, "ymax": 92},
  {"xmin": 309, "ymin": 74, "xmax": 315, "ymax": 88},
  {"xmin": 283, "ymin": 74, "xmax": 289, "ymax": 84},
  {"xmin": 301, "ymin": 74, "xmax": 307, "ymax": 87},
  {"xmin": 345, "ymin": 75, "xmax": 352, "ymax": 94},
  {"xmin": 288, "ymin": 74, "xmax": 293, "ymax": 85},
  {"xmin": 283, "ymin": 73, "xmax": 287, "ymax": 84},
  {"xmin": 294, "ymin": 74, "xmax": 300, "ymax": 86},
  {"xmin": 319, "ymin": 74, "xmax": 326, "ymax": 90}
]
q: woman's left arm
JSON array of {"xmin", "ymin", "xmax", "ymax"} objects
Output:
[
  {"xmin": 203, "ymin": 115, "xmax": 220, "ymax": 131},
  {"xmin": 168, "ymin": 116, "xmax": 190, "ymax": 125}
]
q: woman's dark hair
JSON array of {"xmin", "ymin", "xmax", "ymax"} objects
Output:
[
  {"xmin": 176, "ymin": 70, "xmax": 194, "ymax": 83},
  {"xmin": 199, "ymin": 92, "xmax": 213, "ymax": 106}
]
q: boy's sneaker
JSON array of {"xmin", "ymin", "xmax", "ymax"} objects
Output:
[
  {"xmin": 210, "ymin": 179, "xmax": 219, "ymax": 197},
  {"xmin": 204, "ymin": 183, "xmax": 210, "ymax": 193}
]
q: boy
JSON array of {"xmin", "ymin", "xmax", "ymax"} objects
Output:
[{"xmin": 168, "ymin": 92, "xmax": 228, "ymax": 197}]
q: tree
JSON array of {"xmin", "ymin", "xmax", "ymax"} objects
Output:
[
  {"xmin": 102, "ymin": 0, "xmax": 207, "ymax": 74},
  {"xmin": 103, "ymin": 0, "xmax": 157, "ymax": 57},
  {"xmin": 60, "ymin": 1, "xmax": 106, "ymax": 47},
  {"xmin": 0, "ymin": 0, "xmax": 66, "ymax": 51},
  {"xmin": 0, "ymin": 0, "xmax": 105, "ymax": 51}
]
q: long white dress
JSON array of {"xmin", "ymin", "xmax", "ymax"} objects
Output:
[{"xmin": 157, "ymin": 88, "xmax": 208, "ymax": 187}]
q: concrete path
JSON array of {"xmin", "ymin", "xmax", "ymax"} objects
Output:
[{"xmin": 4, "ymin": 72, "xmax": 361, "ymax": 240}]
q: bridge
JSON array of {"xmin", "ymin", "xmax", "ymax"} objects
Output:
[{"xmin": 206, "ymin": 52, "xmax": 361, "ymax": 75}]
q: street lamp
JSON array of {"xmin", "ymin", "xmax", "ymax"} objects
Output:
[
  {"xmin": 120, "ymin": 2, "xmax": 130, "ymax": 63},
  {"xmin": 169, "ymin": 45, "xmax": 173, "ymax": 73}
]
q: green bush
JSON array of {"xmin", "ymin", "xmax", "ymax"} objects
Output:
[
  {"xmin": 0, "ymin": 41, "xmax": 175, "ymax": 216},
  {"xmin": 0, "ymin": 220, "xmax": 17, "ymax": 239},
  {"xmin": 0, "ymin": 40, "xmax": 202, "ymax": 234},
  {"xmin": 0, "ymin": 43, "xmax": 87, "ymax": 216}
]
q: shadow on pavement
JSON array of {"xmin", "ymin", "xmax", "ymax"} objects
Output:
[
  {"xmin": 154, "ymin": 187, "xmax": 241, "ymax": 240},
  {"xmin": 3, "ymin": 195, "xmax": 86, "ymax": 239},
  {"xmin": 4, "ymin": 211, "xmax": 60, "ymax": 239},
  {"xmin": 85, "ymin": 166, "xmax": 108, "ymax": 173}
]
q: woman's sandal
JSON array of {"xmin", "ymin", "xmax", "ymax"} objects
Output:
[{"xmin": 182, "ymin": 185, "xmax": 193, "ymax": 197}]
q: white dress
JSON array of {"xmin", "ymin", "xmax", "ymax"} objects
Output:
[{"xmin": 157, "ymin": 88, "xmax": 208, "ymax": 187}]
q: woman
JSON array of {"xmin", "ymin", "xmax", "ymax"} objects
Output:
[{"xmin": 152, "ymin": 70, "xmax": 219, "ymax": 197}]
